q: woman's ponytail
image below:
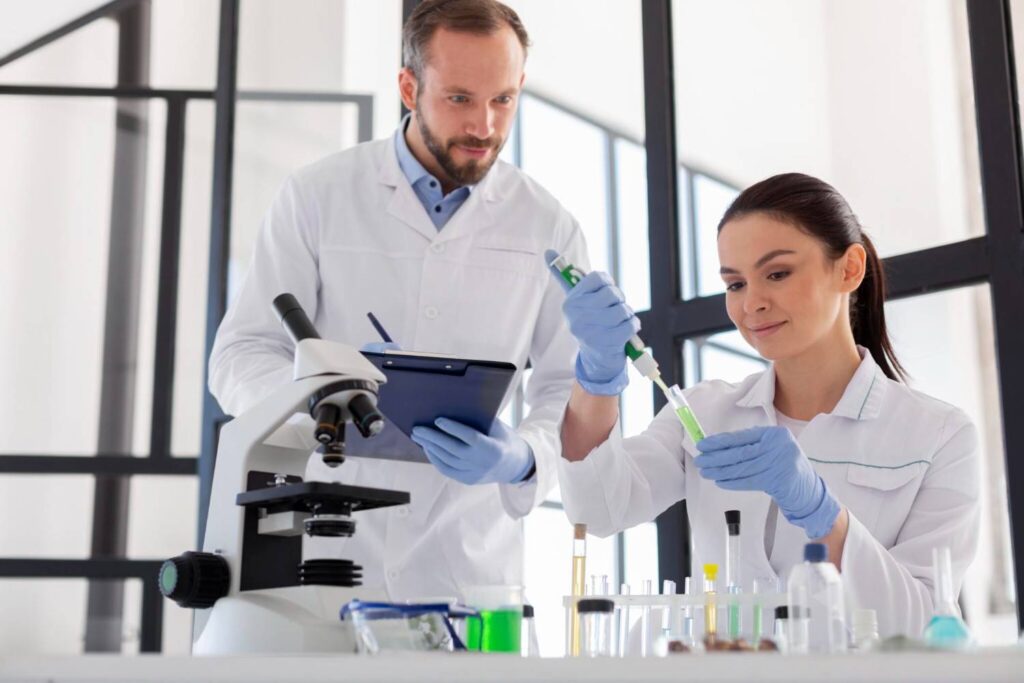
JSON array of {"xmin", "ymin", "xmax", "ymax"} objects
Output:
[{"xmin": 853, "ymin": 232, "xmax": 906, "ymax": 382}]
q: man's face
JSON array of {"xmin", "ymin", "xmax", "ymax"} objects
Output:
[{"xmin": 402, "ymin": 27, "xmax": 525, "ymax": 186}]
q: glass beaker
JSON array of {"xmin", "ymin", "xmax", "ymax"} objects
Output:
[{"xmin": 462, "ymin": 585, "xmax": 523, "ymax": 653}]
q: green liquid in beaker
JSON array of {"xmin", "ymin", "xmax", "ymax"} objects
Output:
[{"xmin": 465, "ymin": 609, "xmax": 521, "ymax": 653}]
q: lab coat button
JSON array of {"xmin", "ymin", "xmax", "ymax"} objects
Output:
[
  {"xmin": 424, "ymin": 306, "xmax": 439, "ymax": 319},
  {"xmin": 387, "ymin": 569, "xmax": 399, "ymax": 580},
  {"xmin": 395, "ymin": 506, "xmax": 409, "ymax": 517},
  {"xmin": 431, "ymin": 242, "xmax": 444, "ymax": 254}
]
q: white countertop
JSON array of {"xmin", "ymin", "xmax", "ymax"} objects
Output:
[{"xmin": 2, "ymin": 650, "xmax": 1023, "ymax": 683}]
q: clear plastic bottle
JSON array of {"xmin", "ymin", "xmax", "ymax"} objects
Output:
[
  {"xmin": 786, "ymin": 542, "xmax": 848, "ymax": 653},
  {"xmin": 923, "ymin": 547, "xmax": 972, "ymax": 650}
]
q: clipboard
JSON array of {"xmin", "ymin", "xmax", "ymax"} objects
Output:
[{"xmin": 342, "ymin": 351, "xmax": 518, "ymax": 464}]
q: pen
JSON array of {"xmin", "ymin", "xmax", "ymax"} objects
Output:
[{"xmin": 366, "ymin": 312, "xmax": 393, "ymax": 343}]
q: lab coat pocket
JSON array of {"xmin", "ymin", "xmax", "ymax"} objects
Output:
[{"xmin": 843, "ymin": 462, "xmax": 925, "ymax": 540}]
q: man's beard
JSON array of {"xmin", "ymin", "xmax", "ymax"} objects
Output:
[{"xmin": 416, "ymin": 109, "xmax": 504, "ymax": 187}]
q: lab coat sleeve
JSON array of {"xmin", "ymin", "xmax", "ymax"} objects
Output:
[
  {"xmin": 498, "ymin": 222, "xmax": 590, "ymax": 518},
  {"xmin": 208, "ymin": 176, "xmax": 321, "ymax": 417},
  {"xmin": 556, "ymin": 404, "xmax": 688, "ymax": 538},
  {"xmin": 839, "ymin": 415, "xmax": 980, "ymax": 638}
]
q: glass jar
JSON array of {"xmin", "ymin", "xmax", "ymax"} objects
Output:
[{"xmin": 578, "ymin": 598, "xmax": 615, "ymax": 657}]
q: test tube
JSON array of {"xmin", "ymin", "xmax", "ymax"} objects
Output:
[
  {"xmin": 589, "ymin": 574, "xmax": 598, "ymax": 597},
  {"xmin": 570, "ymin": 524, "xmax": 587, "ymax": 656},
  {"xmin": 662, "ymin": 580, "xmax": 680, "ymax": 637},
  {"xmin": 703, "ymin": 564, "xmax": 719, "ymax": 640},
  {"xmin": 725, "ymin": 510, "xmax": 742, "ymax": 640},
  {"xmin": 665, "ymin": 384, "xmax": 706, "ymax": 443},
  {"xmin": 751, "ymin": 576, "xmax": 776, "ymax": 647},
  {"xmin": 682, "ymin": 577, "xmax": 695, "ymax": 647},
  {"xmin": 601, "ymin": 574, "xmax": 610, "ymax": 596},
  {"xmin": 617, "ymin": 583, "xmax": 631, "ymax": 657},
  {"xmin": 640, "ymin": 579, "xmax": 653, "ymax": 657}
]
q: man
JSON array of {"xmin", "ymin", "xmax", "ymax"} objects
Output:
[{"xmin": 208, "ymin": 0, "xmax": 589, "ymax": 599}]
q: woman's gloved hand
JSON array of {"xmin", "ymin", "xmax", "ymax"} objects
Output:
[
  {"xmin": 694, "ymin": 426, "xmax": 841, "ymax": 539},
  {"xmin": 545, "ymin": 249, "xmax": 637, "ymax": 396}
]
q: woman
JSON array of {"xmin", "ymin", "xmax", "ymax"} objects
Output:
[{"xmin": 552, "ymin": 173, "xmax": 979, "ymax": 638}]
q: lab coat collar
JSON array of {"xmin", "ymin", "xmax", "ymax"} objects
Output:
[
  {"xmin": 734, "ymin": 345, "xmax": 887, "ymax": 421},
  {"xmin": 378, "ymin": 129, "xmax": 503, "ymax": 242}
]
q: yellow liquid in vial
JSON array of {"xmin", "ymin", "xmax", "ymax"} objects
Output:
[
  {"xmin": 570, "ymin": 554, "xmax": 586, "ymax": 656},
  {"xmin": 705, "ymin": 590, "xmax": 717, "ymax": 637}
]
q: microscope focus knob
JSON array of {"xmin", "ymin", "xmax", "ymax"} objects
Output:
[{"xmin": 159, "ymin": 551, "xmax": 230, "ymax": 609}]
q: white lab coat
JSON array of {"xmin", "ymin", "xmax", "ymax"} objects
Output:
[
  {"xmin": 209, "ymin": 135, "xmax": 589, "ymax": 600},
  {"xmin": 557, "ymin": 348, "xmax": 980, "ymax": 638}
]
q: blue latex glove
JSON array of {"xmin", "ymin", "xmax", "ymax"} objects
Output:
[
  {"xmin": 544, "ymin": 249, "xmax": 637, "ymax": 395},
  {"xmin": 360, "ymin": 341, "xmax": 402, "ymax": 353},
  {"xmin": 410, "ymin": 417, "xmax": 534, "ymax": 485},
  {"xmin": 694, "ymin": 426, "xmax": 841, "ymax": 539}
]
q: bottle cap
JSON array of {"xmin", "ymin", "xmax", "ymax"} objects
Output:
[
  {"xmin": 703, "ymin": 563, "xmax": 719, "ymax": 581},
  {"xmin": 522, "ymin": 604, "xmax": 534, "ymax": 618},
  {"xmin": 577, "ymin": 598, "xmax": 615, "ymax": 614},
  {"xmin": 725, "ymin": 509, "xmax": 741, "ymax": 536},
  {"xmin": 774, "ymin": 605, "xmax": 788, "ymax": 620},
  {"xmin": 804, "ymin": 542, "xmax": 827, "ymax": 562}
]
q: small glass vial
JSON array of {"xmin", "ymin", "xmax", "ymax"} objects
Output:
[
  {"xmin": 772, "ymin": 605, "xmax": 789, "ymax": 653},
  {"xmin": 852, "ymin": 608, "xmax": 880, "ymax": 652},
  {"xmin": 521, "ymin": 604, "xmax": 540, "ymax": 657},
  {"xmin": 578, "ymin": 598, "xmax": 615, "ymax": 657}
]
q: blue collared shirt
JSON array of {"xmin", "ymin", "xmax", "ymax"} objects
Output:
[{"xmin": 394, "ymin": 115, "xmax": 473, "ymax": 230}]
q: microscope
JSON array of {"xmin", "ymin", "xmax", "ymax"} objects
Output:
[{"xmin": 159, "ymin": 294, "xmax": 410, "ymax": 654}]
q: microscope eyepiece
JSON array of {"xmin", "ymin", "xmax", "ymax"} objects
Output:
[{"xmin": 272, "ymin": 293, "xmax": 321, "ymax": 344}]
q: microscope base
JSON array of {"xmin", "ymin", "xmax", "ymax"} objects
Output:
[{"xmin": 192, "ymin": 584, "xmax": 385, "ymax": 655}]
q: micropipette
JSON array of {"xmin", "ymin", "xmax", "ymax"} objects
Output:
[{"xmin": 549, "ymin": 253, "xmax": 708, "ymax": 443}]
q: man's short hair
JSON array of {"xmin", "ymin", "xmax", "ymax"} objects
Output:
[{"xmin": 402, "ymin": 0, "xmax": 530, "ymax": 82}]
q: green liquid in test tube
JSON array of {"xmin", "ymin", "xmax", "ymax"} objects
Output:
[{"xmin": 666, "ymin": 384, "xmax": 706, "ymax": 443}]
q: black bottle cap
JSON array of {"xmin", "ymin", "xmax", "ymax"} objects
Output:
[
  {"xmin": 774, "ymin": 605, "xmax": 788, "ymax": 620},
  {"xmin": 577, "ymin": 598, "xmax": 615, "ymax": 614},
  {"xmin": 523, "ymin": 604, "xmax": 534, "ymax": 618},
  {"xmin": 725, "ymin": 509, "xmax": 741, "ymax": 536}
]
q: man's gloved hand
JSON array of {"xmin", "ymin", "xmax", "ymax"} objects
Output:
[
  {"xmin": 410, "ymin": 417, "xmax": 534, "ymax": 485},
  {"xmin": 544, "ymin": 249, "xmax": 636, "ymax": 396},
  {"xmin": 694, "ymin": 426, "xmax": 841, "ymax": 539},
  {"xmin": 360, "ymin": 341, "xmax": 402, "ymax": 353}
]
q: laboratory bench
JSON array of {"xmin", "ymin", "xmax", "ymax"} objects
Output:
[{"xmin": 1, "ymin": 650, "xmax": 1022, "ymax": 682}]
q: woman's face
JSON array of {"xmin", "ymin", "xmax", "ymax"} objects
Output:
[{"xmin": 717, "ymin": 212, "xmax": 864, "ymax": 362}]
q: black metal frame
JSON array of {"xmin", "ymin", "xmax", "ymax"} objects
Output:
[
  {"xmin": 641, "ymin": 0, "xmax": 1024, "ymax": 628},
  {"xmin": 0, "ymin": 0, "xmax": 377, "ymax": 652}
]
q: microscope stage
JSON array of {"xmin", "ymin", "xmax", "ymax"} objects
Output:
[{"xmin": 236, "ymin": 481, "xmax": 410, "ymax": 515}]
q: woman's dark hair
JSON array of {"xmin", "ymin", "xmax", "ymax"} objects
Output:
[{"xmin": 717, "ymin": 172, "xmax": 907, "ymax": 382}]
